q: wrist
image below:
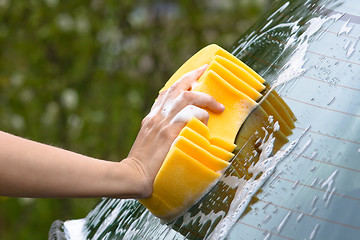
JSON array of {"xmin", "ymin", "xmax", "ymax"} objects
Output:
[{"xmin": 118, "ymin": 158, "xmax": 153, "ymax": 199}]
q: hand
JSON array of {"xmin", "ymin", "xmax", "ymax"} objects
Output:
[
  {"xmin": 0, "ymin": 65, "xmax": 224, "ymax": 199},
  {"xmin": 124, "ymin": 65, "xmax": 225, "ymax": 198}
]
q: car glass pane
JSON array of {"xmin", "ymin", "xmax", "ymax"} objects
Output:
[{"xmin": 50, "ymin": 0, "xmax": 360, "ymax": 239}]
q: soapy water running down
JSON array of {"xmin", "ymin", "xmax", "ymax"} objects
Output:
[{"xmin": 55, "ymin": 1, "xmax": 360, "ymax": 239}]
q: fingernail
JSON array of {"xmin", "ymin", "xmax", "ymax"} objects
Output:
[{"xmin": 220, "ymin": 103, "xmax": 225, "ymax": 111}]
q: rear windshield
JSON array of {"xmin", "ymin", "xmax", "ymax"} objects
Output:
[{"xmin": 59, "ymin": 0, "xmax": 360, "ymax": 239}]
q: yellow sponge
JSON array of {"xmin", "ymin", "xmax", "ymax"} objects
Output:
[
  {"xmin": 139, "ymin": 147, "xmax": 220, "ymax": 219},
  {"xmin": 174, "ymin": 136, "xmax": 230, "ymax": 172},
  {"xmin": 178, "ymin": 126, "xmax": 234, "ymax": 161},
  {"xmin": 160, "ymin": 44, "xmax": 265, "ymax": 91},
  {"xmin": 185, "ymin": 117, "xmax": 236, "ymax": 152},
  {"xmin": 193, "ymin": 70, "xmax": 257, "ymax": 144},
  {"xmin": 139, "ymin": 44, "xmax": 266, "ymax": 220},
  {"xmin": 205, "ymin": 60, "xmax": 262, "ymax": 101},
  {"xmin": 213, "ymin": 55, "xmax": 265, "ymax": 92}
]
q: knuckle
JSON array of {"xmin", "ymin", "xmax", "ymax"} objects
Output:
[
  {"xmin": 141, "ymin": 116, "xmax": 150, "ymax": 126},
  {"xmin": 179, "ymin": 91, "xmax": 193, "ymax": 102},
  {"xmin": 168, "ymin": 84, "xmax": 176, "ymax": 92},
  {"xmin": 198, "ymin": 92, "xmax": 213, "ymax": 103},
  {"xmin": 167, "ymin": 84, "xmax": 177, "ymax": 95},
  {"xmin": 159, "ymin": 125, "xmax": 174, "ymax": 140},
  {"xmin": 142, "ymin": 114, "xmax": 159, "ymax": 129},
  {"xmin": 207, "ymin": 94, "xmax": 216, "ymax": 102}
]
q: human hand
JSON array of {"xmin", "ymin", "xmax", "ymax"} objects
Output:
[{"xmin": 123, "ymin": 65, "xmax": 225, "ymax": 198}]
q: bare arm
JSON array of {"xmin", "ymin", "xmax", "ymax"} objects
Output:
[
  {"xmin": 0, "ymin": 131, "xmax": 140, "ymax": 198},
  {"xmin": 0, "ymin": 65, "xmax": 224, "ymax": 199}
]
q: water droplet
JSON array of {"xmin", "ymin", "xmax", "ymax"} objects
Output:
[
  {"xmin": 311, "ymin": 196, "xmax": 318, "ymax": 208},
  {"xmin": 327, "ymin": 96, "xmax": 336, "ymax": 106},
  {"xmin": 264, "ymin": 232, "xmax": 271, "ymax": 240},
  {"xmin": 292, "ymin": 180, "xmax": 299, "ymax": 189},
  {"xmin": 263, "ymin": 215, "xmax": 271, "ymax": 223},
  {"xmin": 297, "ymin": 213, "xmax": 304, "ymax": 222},
  {"xmin": 277, "ymin": 211, "xmax": 292, "ymax": 233},
  {"xmin": 309, "ymin": 224, "xmax": 320, "ymax": 240},
  {"xmin": 310, "ymin": 207, "xmax": 317, "ymax": 215},
  {"xmin": 273, "ymin": 207, "xmax": 278, "ymax": 214}
]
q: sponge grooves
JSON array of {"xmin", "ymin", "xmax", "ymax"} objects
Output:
[{"xmin": 139, "ymin": 44, "xmax": 266, "ymax": 220}]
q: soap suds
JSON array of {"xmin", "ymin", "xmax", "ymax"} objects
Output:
[
  {"xmin": 267, "ymin": 2, "xmax": 290, "ymax": 20},
  {"xmin": 338, "ymin": 19, "xmax": 352, "ymax": 36},
  {"xmin": 345, "ymin": 36, "xmax": 359, "ymax": 58},
  {"xmin": 206, "ymin": 128, "xmax": 309, "ymax": 239},
  {"xmin": 321, "ymin": 169, "xmax": 338, "ymax": 201},
  {"xmin": 64, "ymin": 219, "xmax": 86, "ymax": 240},
  {"xmin": 261, "ymin": 19, "xmax": 274, "ymax": 32},
  {"xmin": 273, "ymin": 13, "xmax": 343, "ymax": 91},
  {"xmin": 170, "ymin": 104, "xmax": 208, "ymax": 125}
]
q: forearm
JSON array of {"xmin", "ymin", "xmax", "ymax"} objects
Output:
[
  {"xmin": 0, "ymin": 65, "xmax": 224, "ymax": 199},
  {"xmin": 0, "ymin": 131, "xmax": 144, "ymax": 198}
]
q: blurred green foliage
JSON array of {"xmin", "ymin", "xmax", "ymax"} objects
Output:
[{"xmin": 0, "ymin": 0, "xmax": 274, "ymax": 239}]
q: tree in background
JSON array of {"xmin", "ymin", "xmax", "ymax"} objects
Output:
[{"xmin": 0, "ymin": 0, "xmax": 274, "ymax": 239}]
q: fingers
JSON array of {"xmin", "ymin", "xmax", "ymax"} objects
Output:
[
  {"xmin": 129, "ymin": 65, "xmax": 225, "ymax": 194},
  {"xmin": 170, "ymin": 105, "xmax": 210, "ymax": 126},
  {"xmin": 150, "ymin": 65, "xmax": 224, "ymax": 126},
  {"xmin": 176, "ymin": 91, "xmax": 224, "ymax": 113},
  {"xmin": 168, "ymin": 64, "xmax": 208, "ymax": 93},
  {"xmin": 147, "ymin": 64, "xmax": 224, "ymax": 130}
]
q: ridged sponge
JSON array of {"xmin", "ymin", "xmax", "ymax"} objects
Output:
[{"xmin": 139, "ymin": 44, "xmax": 266, "ymax": 220}]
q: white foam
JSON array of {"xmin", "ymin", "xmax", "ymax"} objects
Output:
[
  {"xmin": 273, "ymin": 121, "xmax": 280, "ymax": 132},
  {"xmin": 293, "ymin": 139, "xmax": 312, "ymax": 161},
  {"xmin": 268, "ymin": 115, "xmax": 274, "ymax": 124},
  {"xmin": 64, "ymin": 219, "xmax": 86, "ymax": 240},
  {"xmin": 325, "ymin": 187, "xmax": 336, "ymax": 208},
  {"xmin": 261, "ymin": 19, "xmax": 274, "ymax": 32},
  {"xmin": 346, "ymin": 36, "xmax": 359, "ymax": 58},
  {"xmin": 170, "ymin": 104, "xmax": 208, "ymax": 125},
  {"xmin": 207, "ymin": 129, "xmax": 307, "ymax": 239},
  {"xmin": 271, "ymin": 13, "xmax": 343, "ymax": 91},
  {"xmin": 267, "ymin": 1, "xmax": 290, "ymax": 20},
  {"xmin": 338, "ymin": 19, "xmax": 352, "ymax": 36},
  {"xmin": 321, "ymin": 169, "xmax": 338, "ymax": 201}
]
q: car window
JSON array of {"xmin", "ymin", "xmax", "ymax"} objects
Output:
[{"xmin": 50, "ymin": 0, "xmax": 360, "ymax": 239}]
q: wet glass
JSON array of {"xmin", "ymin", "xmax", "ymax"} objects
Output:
[{"xmin": 49, "ymin": 0, "xmax": 360, "ymax": 239}]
